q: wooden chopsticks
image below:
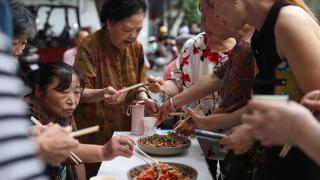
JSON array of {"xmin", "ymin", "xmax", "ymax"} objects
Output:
[
  {"xmin": 134, "ymin": 146, "xmax": 158, "ymax": 166},
  {"xmin": 279, "ymin": 144, "xmax": 292, "ymax": 158},
  {"xmin": 30, "ymin": 116, "xmax": 83, "ymax": 165},
  {"xmin": 104, "ymin": 82, "xmax": 149, "ymax": 99},
  {"xmin": 120, "ymin": 82, "xmax": 149, "ymax": 92},
  {"xmin": 70, "ymin": 126, "xmax": 99, "ymax": 137},
  {"xmin": 174, "ymin": 103, "xmax": 204, "ymax": 131},
  {"xmin": 169, "ymin": 112, "xmax": 187, "ymax": 116}
]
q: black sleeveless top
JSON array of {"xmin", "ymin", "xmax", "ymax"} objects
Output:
[{"xmin": 251, "ymin": 2, "xmax": 320, "ymax": 180}]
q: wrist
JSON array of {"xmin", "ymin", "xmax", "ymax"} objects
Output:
[
  {"xmin": 294, "ymin": 114, "xmax": 317, "ymax": 147},
  {"xmin": 171, "ymin": 97, "xmax": 181, "ymax": 109},
  {"xmin": 101, "ymin": 88, "xmax": 108, "ymax": 100},
  {"xmin": 137, "ymin": 90, "xmax": 149, "ymax": 100},
  {"xmin": 169, "ymin": 97, "xmax": 178, "ymax": 111},
  {"xmin": 101, "ymin": 145, "xmax": 112, "ymax": 161}
]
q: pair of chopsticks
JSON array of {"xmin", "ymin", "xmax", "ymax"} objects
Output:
[
  {"xmin": 120, "ymin": 82, "xmax": 149, "ymax": 92},
  {"xmin": 30, "ymin": 116, "xmax": 100, "ymax": 164},
  {"xmin": 160, "ymin": 87, "xmax": 170, "ymax": 99},
  {"xmin": 169, "ymin": 112, "xmax": 187, "ymax": 116},
  {"xmin": 133, "ymin": 146, "xmax": 158, "ymax": 166},
  {"xmin": 104, "ymin": 82, "xmax": 149, "ymax": 99},
  {"xmin": 174, "ymin": 103, "xmax": 204, "ymax": 131}
]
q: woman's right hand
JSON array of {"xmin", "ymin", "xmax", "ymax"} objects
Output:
[
  {"xmin": 101, "ymin": 135, "xmax": 135, "ymax": 160},
  {"xmin": 147, "ymin": 76, "xmax": 164, "ymax": 93},
  {"xmin": 36, "ymin": 124, "xmax": 79, "ymax": 166}
]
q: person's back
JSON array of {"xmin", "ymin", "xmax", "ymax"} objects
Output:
[{"xmin": 0, "ymin": 1, "xmax": 46, "ymax": 179}]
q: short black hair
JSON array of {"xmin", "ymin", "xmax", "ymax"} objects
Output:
[
  {"xmin": 30, "ymin": 62, "xmax": 84, "ymax": 95},
  {"xmin": 100, "ymin": 0, "xmax": 147, "ymax": 25},
  {"xmin": 9, "ymin": 0, "xmax": 36, "ymax": 39}
]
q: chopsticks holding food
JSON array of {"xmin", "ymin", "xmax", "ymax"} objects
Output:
[{"xmin": 30, "ymin": 116, "xmax": 83, "ymax": 164}]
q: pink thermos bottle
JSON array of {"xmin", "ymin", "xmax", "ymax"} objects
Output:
[{"xmin": 127, "ymin": 101, "xmax": 144, "ymax": 135}]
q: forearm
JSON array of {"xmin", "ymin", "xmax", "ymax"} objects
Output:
[
  {"xmin": 296, "ymin": 119, "xmax": 320, "ymax": 165},
  {"xmin": 162, "ymin": 80, "xmax": 181, "ymax": 97},
  {"xmin": 197, "ymin": 107, "xmax": 246, "ymax": 131},
  {"xmin": 80, "ymin": 88, "xmax": 105, "ymax": 103},
  {"xmin": 173, "ymin": 74, "xmax": 221, "ymax": 108},
  {"xmin": 74, "ymin": 144, "xmax": 106, "ymax": 163}
]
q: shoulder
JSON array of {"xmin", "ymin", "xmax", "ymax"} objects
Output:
[
  {"xmin": 184, "ymin": 32, "xmax": 204, "ymax": 47},
  {"xmin": 79, "ymin": 31, "xmax": 100, "ymax": 50},
  {"xmin": 275, "ymin": 5, "xmax": 317, "ymax": 37},
  {"xmin": 232, "ymin": 40, "xmax": 252, "ymax": 55},
  {"xmin": 275, "ymin": 5, "xmax": 319, "ymax": 57}
]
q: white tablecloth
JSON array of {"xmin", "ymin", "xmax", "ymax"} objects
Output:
[{"xmin": 97, "ymin": 131, "xmax": 213, "ymax": 180}]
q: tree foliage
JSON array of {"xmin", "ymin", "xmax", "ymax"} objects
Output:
[{"xmin": 182, "ymin": 0, "xmax": 200, "ymax": 25}]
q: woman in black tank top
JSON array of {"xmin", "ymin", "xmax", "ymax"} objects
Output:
[{"xmin": 202, "ymin": 0, "xmax": 320, "ymax": 180}]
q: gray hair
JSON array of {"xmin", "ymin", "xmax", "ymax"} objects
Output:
[
  {"xmin": 175, "ymin": 34, "xmax": 194, "ymax": 49},
  {"xmin": 10, "ymin": 0, "xmax": 36, "ymax": 39}
]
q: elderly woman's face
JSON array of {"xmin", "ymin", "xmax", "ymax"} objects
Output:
[
  {"xmin": 200, "ymin": 0, "xmax": 232, "ymax": 40},
  {"xmin": 12, "ymin": 35, "xmax": 28, "ymax": 59},
  {"xmin": 107, "ymin": 10, "xmax": 145, "ymax": 50},
  {"xmin": 200, "ymin": 0, "xmax": 245, "ymax": 39},
  {"xmin": 213, "ymin": 0, "xmax": 247, "ymax": 35},
  {"xmin": 37, "ymin": 74, "xmax": 81, "ymax": 118}
]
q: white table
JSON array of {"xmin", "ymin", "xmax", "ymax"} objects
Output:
[{"xmin": 97, "ymin": 131, "xmax": 213, "ymax": 180}]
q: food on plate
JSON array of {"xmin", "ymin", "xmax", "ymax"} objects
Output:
[
  {"xmin": 139, "ymin": 132, "xmax": 188, "ymax": 148},
  {"xmin": 129, "ymin": 162, "xmax": 194, "ymax": 180}
]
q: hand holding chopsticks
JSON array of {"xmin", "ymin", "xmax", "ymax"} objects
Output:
[
  {"xmin": 30, "ymin": 116, "xmax": 99, "ymax": 165},
  {"xmin": 174, "ymin": 103, "xmax": 204, "ymax": 131},
  {"xmin": 103, "ymin": 83, "xmax": 148, "ymax": 104}
]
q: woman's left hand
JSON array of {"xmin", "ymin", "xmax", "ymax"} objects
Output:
[
  {"xmin": 220, "ymin": 124, "xmax": 255, "ymax": 155},
  {"xmin": 102, "ymin": 135, "xmax": 135, "ymax": 160}
]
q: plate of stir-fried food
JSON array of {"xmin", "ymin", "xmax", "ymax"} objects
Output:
[
  {"xmin": 128, "ymin": 162, "xmax": 197, "ymax": 180},
  {"xmin": 137, "ymin": 132, "xmax": 191, "ymax": 155}
]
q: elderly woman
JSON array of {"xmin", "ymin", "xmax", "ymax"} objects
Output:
[
  {"xmin": 10, "ymin": 0, "xmax": 36, "ymax": 59},
  {"xmin": 73, "ymin": 0, "xmax": 156, "ymax": 176},
  {"xmin": 27, "ymin": 62, "xmax": 135, "ymax": 179},
  {"xmin": 202, "ymin": 0, "xmax": 320, "ymax": 179}
]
